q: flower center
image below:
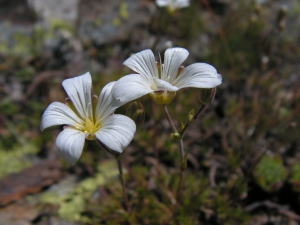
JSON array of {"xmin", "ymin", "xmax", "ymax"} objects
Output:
[{"xmin": 84, "ymin": 118, "xmax": 99, "ymax": 140}]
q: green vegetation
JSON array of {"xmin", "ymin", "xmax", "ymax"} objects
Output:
[{"xmin": 0, "ymin": 0, "xmax": 299, "ymax": 224}]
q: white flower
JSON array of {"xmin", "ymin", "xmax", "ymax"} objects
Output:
[
  {"xmin": 112, "ymin": 47, "xmax": 222, "ymax": 105},
  {"xmin": 156, "ymin": 0, "xmax": 190, "ymax": 12},
  {"xmin": 41, "ymin": 72, "xmax": 136, "ymax": 165}
]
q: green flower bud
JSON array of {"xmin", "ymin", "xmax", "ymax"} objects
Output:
[
  {"xmin": 188, "ymin": 108, "xmax": 195, "ymax": 122},
  {"xmin": 179, "ymin": 122, "xmax": 185, "ymax": 133},
  {"xmin": 126, "ymin": 101, "xmax": 145, "ymax": 131},
  {"xmin": 170, "ymin": 132, "xmax": 181, "ymax": 140},
  {"xmin": 198, "ymin": 87, "xmax": 217, "ymax": 105}
]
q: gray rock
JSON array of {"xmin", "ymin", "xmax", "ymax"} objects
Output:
[
  {"xmin": 78, "ymin": 0, "xmax": 155, "ymax": 45},
  {"xmin": 27, "ymin": 0, "xmax": 79, "ymax": 25}
]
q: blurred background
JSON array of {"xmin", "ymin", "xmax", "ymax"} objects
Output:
[{"xmin": 0, "ymin": 0, "xmax": 300, "ymax": 224}]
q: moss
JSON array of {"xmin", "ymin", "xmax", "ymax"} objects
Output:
[
  {"xmin": 289, "ymin": 161, "xmax": 300, "ymax": 192},
  {"xmin": 119, "ymin": 2, "xmax": 129, "ymax": 20},
  {"xmin": 253, "ymin": 155, "xmax": 287, "ymax": 192},
  {"xmin": 0, "ymin": 142, "xmax": 39, "ymax": 178},
  {"xmin": 93, "ymin": 18, "xmax": 102, "ymax": 26},
  {"xmin": 39, "ymin": 160, "xmax": 119, "ymax": 222},
  {"xmin": 12, "ymin": 32, "xmax": 32, "ymax": 56},
  {"xmin": 48, "ymin": 18, "xmax": 74, "ymax": 33},
  {"xmin": 112, "ymin": 18, "xmax": 121, "ymax": 27},
  {"xmin": 0, "ymin": 30, "xmax": 33, "ymax": 56}
]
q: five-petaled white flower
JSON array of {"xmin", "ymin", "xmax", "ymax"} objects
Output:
[
  {"xmin": 112, "ymin": 47, "xmax": 222, "ymax": 105},
  {"xmin": 41, "ymin": 72, "xmax": 136, "ymax": 165},
  {"xmin": 156, "ymin": 0, "xmax": 190, "ymax": 12}
]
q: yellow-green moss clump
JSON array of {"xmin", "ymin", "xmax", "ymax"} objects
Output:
[
  {"xmin": 0, "ymin": 143, "xmax": 39, "ymax": 178},
  {"xmin": 39, "ymin": 161, "xmax": 119, "ymax": 223}
]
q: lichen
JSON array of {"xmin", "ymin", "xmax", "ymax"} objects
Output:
[
  {"xmin": 0, "ymin": 142, "xmax": 39, "ymax": 178},
  {"xmin": 112, "ymin": 18, "xmax": 121, "ymax": 27},
  {"xmin": 39, "ymin": 160, "xmax": 119, "ymax": 222},
  {"xmin": 119, "ymin": 2, "xmax": 129, "ymax": 20}
]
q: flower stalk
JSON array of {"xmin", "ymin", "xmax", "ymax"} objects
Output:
[
  {"xmin": 117, "ymin": 157, "xmax": 129, "ymax": 212},
  {"xmin": 180, "ymin": 104, "xmax": 206, "ymax": 137},
  {"xmin": 162, "ymin": 105, "xmax": 185, "ymax": 200},
  {"xmin": 96, "ymin": 139, "xmax": 129, "ymax": 212}
]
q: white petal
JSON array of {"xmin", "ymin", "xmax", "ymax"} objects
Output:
[
  {"xmin": 112, "ymin": 74, "xmax": 153, "ymax": 105},
  {"xmin": 95, "ymin": 115, "xmax": 136, "ymax": 153},
  {"xmin": 56, "ymin": 128, "xmax": 86, "ymax": 165},
  {"xmin": 95, "ymin": 81, "xmax": 123, "ymax": 122},
  {"xmin": 62, "ymin": 72, "xmax": 92, "ymax": 120},
  {"xmin": 123, "ymin": 49, "xmax": 158, "ymax": 81},
  {"xmin": 154, "ymin": 78, "xmax": 179, "ymax": 91},
  {"xmin": 156, "ymin": 0, "xmax": 168, "ymax": 6},
  {"xmin": 172, "ymin": 63, "xmax": 222, "ymax": 89},
  {"xmin": 41, "ymin": 102, "xmax": 83, "ymax": 131},
  {"xmin": 162, "ymin": 47, "xmax": 189, "ymax": 82}
]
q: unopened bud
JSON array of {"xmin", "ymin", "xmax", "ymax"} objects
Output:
[
  {"xmin": 179, "ymin": 122, "xmax": 185, "ymax": 133},
  {"xmin": 188, "ymin": 108, "xmax": 195, "ymax": 122},
  {"xmin": 198, "ymin": 87, "xmax": 217, "ymax": 105},
  {"xmin": 170, "ymin": 132, "xmax": 181, "ymax": 140},
  {"xmin": 126, "ymin": 101, "xmax": 145, "ymax": 131}
]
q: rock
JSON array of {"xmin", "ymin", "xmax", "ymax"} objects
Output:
[
  {"xmin": 0, "ymin": 159, "xmax": 61, "ymax": 206},
  {"xmin": 78, "ymin": 0, "xmax": 156, "ymax": 45},
  {"xmin": 27, "ymin": 0, "xmax": 79, "ymax": 25}
]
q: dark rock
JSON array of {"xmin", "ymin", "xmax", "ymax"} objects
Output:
[{"xmin": 0, "ymin": 159, "xmax": 61, "ymax": 206}]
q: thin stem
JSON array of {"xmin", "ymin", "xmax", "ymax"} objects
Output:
[
  {"xmin": 95, "ymin": 140, "xmax": 129, "ymax": 211},
  {"xmin": 180, "ymin": 104, "xmax": 206, "ymax": 137},
  {"xmin": 162, "ymin": 104, "xmax": 186, "ymax": 201},
  {"xmin": 177, "ymin": 104, "xmax": 206, "ymax": 199},
  {"xmin": 177, "ymin": 139, "xmax": 185, "ymax": 199},
  {"xmin": 117, "ymin": 158, "xmax": 129, "ymax": 212},
  {"xmin": 152, "ymin": 101, "xmax": 159, "ymax": 160},
  {"xmin": 163, "ymin": 105, "xmax": 178, "ymax": 133}
]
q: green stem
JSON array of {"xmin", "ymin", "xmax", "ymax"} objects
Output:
[
  {"xmin": 180, "ymin": 104, "xmax": 206, "ymax": 137},
  {"xmin": 163, "ymin": 105, "xmax": 178, "ymax": 133},
  {"xmin": 162, "ymin": 105, "xmax": 185, "ymax": 200},
  {"xmin": 96, "ymin": 140, "xmax": 129, "ymax": 211},
  {"xmin": 117, "ymin": 158, "xmax": 129, "ymax": 212},
  {"xmin": 163, "ymin": 104, "xmax": 206, "ymax": 200},
  {"xmin": 177, "ymin": 139, "xmax": 185, "ymax": 199}
]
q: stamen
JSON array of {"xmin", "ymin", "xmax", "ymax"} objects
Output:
[
  {"xmin": 75, "ymin": 123, "xmax": 85, "ymax": 131},
  {"xmin": 177, "ymin": 66, "xmax": 185, "ymax": 78},
  {"xmin": 158, "ymin": 52, "xmax": 163, "ymax": 79},
  {"xmin": 91, "ymin": 95, "xmax": 98, "ymax": 122}
]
